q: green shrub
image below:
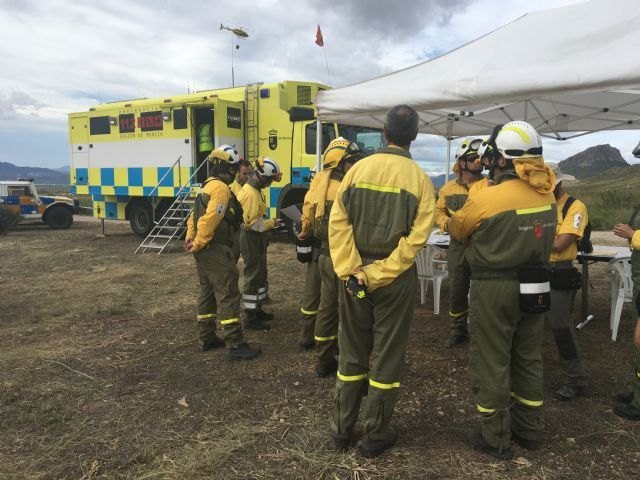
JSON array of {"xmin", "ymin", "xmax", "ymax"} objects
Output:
[{"xmin": 0, "ymin": 206, "xmax": 21, "ymax": 235}]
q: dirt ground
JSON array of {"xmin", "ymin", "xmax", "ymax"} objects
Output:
[{"xmin": 1, "ymin": 220, "xmax": 640, "ymax": 479}]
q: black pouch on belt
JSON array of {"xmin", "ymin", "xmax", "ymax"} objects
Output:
[
  {"xmin": 550, "ymin": 266, "xmax": 582, "ymax": 290},
  {"xmin": 296, "ymin": 236, "xmax": 313, "ymax": 263},
  {"xmin": 518, "ymin": 265, "xmax": 551, "ymax": 313}
]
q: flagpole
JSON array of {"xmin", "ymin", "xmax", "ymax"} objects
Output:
[{"xmin": 323, "ymin": 45, "xmax": 332, "ymax": 86}]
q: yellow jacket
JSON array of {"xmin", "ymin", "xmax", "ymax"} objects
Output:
[
  {"xmin": 229, "ymin": 180, "xmax": 242, "ymax": 196},
  {"xmin": 329, "ymin": 146, "xmax": 436, "ymax": 291},
  {"xmin": 300, "ymin": 174, "xmax": 320, "ymax": 237},
  {"xmin": 551, "ymin": 192, "xmax": 588, "ymax": 262},
  {"xmin": 237, "ymin": 181, "xmax": 275, "ymax": 232},
  {"xmin": 186, "ymin": 177, "xmax": 232, "ymax": 252},
  {"xmin": 435, "ymin": 176, "xmax": 485, "ymax": 232}
]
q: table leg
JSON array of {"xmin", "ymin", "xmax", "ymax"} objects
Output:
[{"xmin": 580, "ymin": 257, "xmax": 589, "ymax": 323}]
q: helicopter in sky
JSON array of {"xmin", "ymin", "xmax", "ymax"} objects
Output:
[{"xmin": 219, "ymin": 24, "xmax": 249, "ymax": 38}]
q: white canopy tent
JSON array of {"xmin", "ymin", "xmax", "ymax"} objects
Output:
[{"xmin": 316, "ymin": 0, "xmax": 640, "ymax": 177}]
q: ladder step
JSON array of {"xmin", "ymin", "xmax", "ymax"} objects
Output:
[{"xmin": 140, "ymin": 244, "xmax": 165, "ymax": 249}]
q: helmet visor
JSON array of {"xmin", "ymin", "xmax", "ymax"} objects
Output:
[
  {"xmin": 503, "ymin": 146, "xmax": 543, "ymax": 157},
  {"xmin": 457, "ymin": 138, "xmax": 483, "ymax": 159}
]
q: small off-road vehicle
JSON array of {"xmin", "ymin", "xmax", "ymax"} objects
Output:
[{"xmin": 0, "ymin": 179, "xmax": 79, "ymax": 229}]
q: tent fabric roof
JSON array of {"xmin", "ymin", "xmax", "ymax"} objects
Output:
[{"xmin": 316, "ymin": 0, "xmax": 640, "ymax": 140}]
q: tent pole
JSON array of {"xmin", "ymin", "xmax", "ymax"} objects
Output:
[{"xmin": 445, "ymin": 116, "xmax": 454, "ymax": 182}]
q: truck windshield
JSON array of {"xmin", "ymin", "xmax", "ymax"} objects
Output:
[{"xmin": 338, "ymin": 125, "xmax": 385, "ymax": 155}]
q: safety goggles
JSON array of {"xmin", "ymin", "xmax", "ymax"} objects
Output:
[
  {"xmin": 343, "ymin": 141, "xmax": 365, "ymax": 160},
  {"xmin": 477, "ymin": 140, "xmax": 493, "ymax": 159},
  {"xmin": 457, "ymin": 138, "xmax": 483, "ymax": 159},
  {"xmin": 503, "ymin": 147, "xmax": 543, "ymax": 157}
]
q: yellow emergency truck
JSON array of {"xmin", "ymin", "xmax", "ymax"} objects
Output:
[{"xmin": 68, "ymin": 80, "xmax": 383, "ymax": 237}]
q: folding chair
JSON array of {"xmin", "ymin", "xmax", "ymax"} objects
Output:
[
  {"xmin": 607, "ymin": 256, "xmax": 634, "ymax": 341},
  {"xmin": 415, "ymin": 245, "xmax": 448, "ymax": 314}
]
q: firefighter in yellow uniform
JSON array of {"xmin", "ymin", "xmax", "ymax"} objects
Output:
[
  {"xmin": 547, "ymin": 163, "xmax": 589, "ymax": 401},
  {"xmin": 237, "ymin": 156, "xmax": 283, "ymax": 329},
  {"xmin": 449, "ymin": 121, "xmax": 556, "ymax": 459},
  {"xmin": 329, "ymin": 105, "xmax": 436, "ymax": 457},
  {"xmin": 435, "ymin": 137, "xmax": 485, "ymax": 347},
  {"xmin": 185, "ymin": 145, "xmax": 261, "ymax": 360},
  {"xmin": 613, "ymin": 216, "xmax": 640, "ymax": 420},
  {"xmin": 302, "ymin": 138, "xmax": 366, "ymax": 376},
  {"xmin": 297, "ymin": 169, "xmax": 322, "ymax": 351},
  {"xmin": 229, "ymin": 158, "xmax": 253, "ymax": 263}
]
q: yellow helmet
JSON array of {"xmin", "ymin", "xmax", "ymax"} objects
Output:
[{"xmin": 322, "ymin": 137, "xmax": 351, "ymax": 170}]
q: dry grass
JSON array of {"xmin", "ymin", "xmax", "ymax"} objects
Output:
[{"xmin": 1, "ymin": 219, "xmax": 640, "ymax": 479}]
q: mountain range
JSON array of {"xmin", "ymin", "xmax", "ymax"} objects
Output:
[
  {"xmin": 0, "ymin": 144, "xmax": 631, "ymax": 187},
  {"xmin": 0, "ymin": 162, "xmax": 70, "ymax": 184}
]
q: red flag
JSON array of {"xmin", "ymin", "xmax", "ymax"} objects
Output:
[{"xmin": 315, "ymin": 24, "xmax": 324, "ymax": 47}]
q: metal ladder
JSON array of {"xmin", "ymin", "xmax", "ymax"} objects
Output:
[
  {"xmin": 244, "ymin": 82, "xmax": 262, "ymax": 164},
  {"xmin": 135, "ymin": 161, "xmax": 208, "ymax": 254}
]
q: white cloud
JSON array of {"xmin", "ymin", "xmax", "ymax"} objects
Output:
[{"xmin": 1, "ymin": 0, "xmax": 635, "ymax": 170}]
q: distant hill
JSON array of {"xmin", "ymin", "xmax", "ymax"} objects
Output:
[
  {"xmin": 559, "ymin": 144, "xmax": 628, "ymax": 179},
  {"xmin": 0, "ymin": 162, "xmax": 69, "ymax": 184},
  {"xmin": 430, "ymin": 173, "xmax": 455, "ymax": 189},
  {"xmin": 565, "ymin": 164, "xmax": 640, "ymax": 230}
]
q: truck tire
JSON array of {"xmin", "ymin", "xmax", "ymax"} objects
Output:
[
  {"xmin": 46, "ymin": 205, "xmax": 73, "ymax": 229},
  {"xmin": 129, "ymin": 201, "xmax": 153, "ymax": 237}
]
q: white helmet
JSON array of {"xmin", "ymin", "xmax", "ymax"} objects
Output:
[
  {"xmin": 255, "ymin": 155, "xmax": 281, "ymax": 180},
  {"xmin": 213, "ymin": 144, "xmax": 241, "ymax": 164},
  {"xmin": 495, "ymin": 121, "xmax": 542, "ymax": 159},
  {"xmin": 455, "ymin": 137, "xmax": 483, "ymax": 160}
]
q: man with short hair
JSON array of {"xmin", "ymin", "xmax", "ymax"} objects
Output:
[
  {"xmin": 547, "ymin": 163, "xmax": 588, "ymax": 401},
  {"xmin": 329, "ymin": 105, "xmax": 436, "ymax": 457},
  {"xmin": 449, "ymin": 121, "xmax": 556, "ymax": 460},
  {"xmin": 230, "ymin": 158, "xmax": 252, "ymax": 196}
]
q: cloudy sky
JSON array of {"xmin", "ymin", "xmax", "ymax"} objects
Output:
[{"xmin": 1, "ymin": 0, "xmax": 638, "ymax": 174}]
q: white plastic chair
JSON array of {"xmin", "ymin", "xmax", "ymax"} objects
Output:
[
  {"xmin": 607, "ymin": 256, "xmax": 634, "ymax": 341},
  {"xmin": 416, "ymin": 246, "xmax": 449, "ymax": 314}
]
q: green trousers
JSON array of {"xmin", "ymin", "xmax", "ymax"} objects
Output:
[
  {"xmin": 548, "ymin": 280, "xmax": 585, "ymax": 387},
  {"xmin": 447, "ymin": 240, "xmax": 470, "ymax": 336},
  {"xmin": 299, "ymin": 253, "xmax": 321, "ymax": 347},
  {"xmin": 194, "ymin": 244, "xmax": 244, "ymax": 348},
  {"xmin": 332, "ymin": 265, "xmax": 417, "ymax": 443},
  {"xmin": 315, "ymin": 254, "xmax": 340, "ymax": 367},
  {"xmin": 240, "ymin": 229, "xmax": 267, "ymax": 311},
  {"xmin": 469, "ymin": 277, "xmax": 544, "ymax": 450}
]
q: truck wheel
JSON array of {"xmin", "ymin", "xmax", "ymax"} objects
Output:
[
  {"xmin": 46, "ymin": 206, "xmax": 73, "ymax": 229},
  {"xmin": 129, "ymin": 201, "xmax": 153, "ymax": 237}
]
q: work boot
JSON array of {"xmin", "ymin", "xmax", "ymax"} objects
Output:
[
  {"xmin": 244, "ymin": 311, "xmax": 271, "ymax": 331},
  {"xmin": 614, "ymin": 402, "xmax": 640, "ymax": 421},
  {"xmin": 200, "ymin": 336, "xmax": 225, "ymax": 352},
  {"xmin": 331, "ymin": 431, "xmax": 352, "ymax": 451},
  {"xmin": 511, "ymin": 431, "xmax": 540, "ymax": 451},
  {"xmin": 316, "ymin": 359, "xmax": 338, "ymax": 378},
  {"xmin": 466, "ymin": 430, "xmax": 513, "ymax": 460},
  {"xmin": 257, "ymin": 309, "xmax": 274, "ymax": 322},
  {"xmin": 357, "ymin": 430, "xmax": 398, "ymax": 458},
  {"xmin": 298, "ymin": 342, "xmax": 314, "ymax": 352},
  {"xmin": 446, "ymin": 334, "xmax": 468, "ymax": 348},
  {"xmin": 554, "ymin": 384, "xmax": 584, "ymax": 401},
  {"xmin": 226, "ymin": 342, "xmax": 261, "ymax": 360},
  {"xmin": 614, "ymin": 391, "xmax": 634, "ymax": 404}
]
